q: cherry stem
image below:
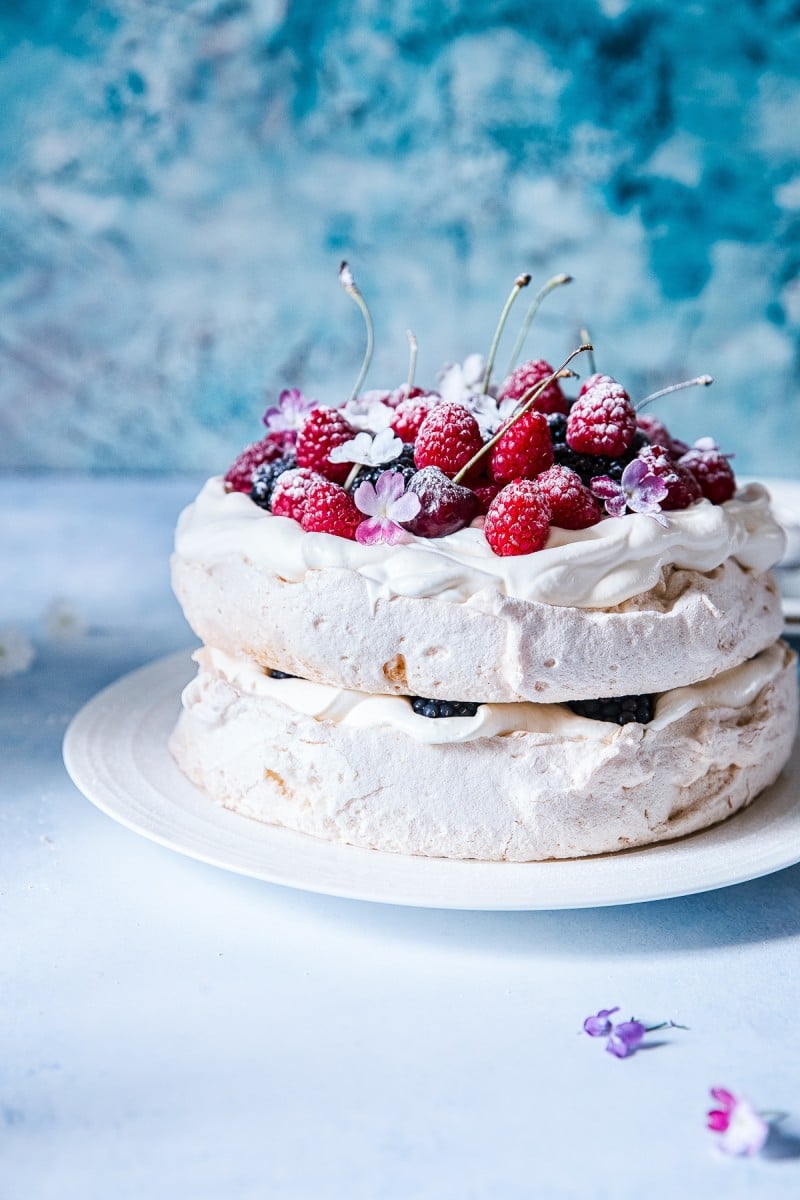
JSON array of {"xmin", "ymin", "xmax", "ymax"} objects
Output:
[
  {"xmin": 580, "ymin": 327, "xmax": 596, "ymax": 376},
  {"xmin": 481, "ymin": 273, "xmax": 531, "ymax": 397},
  {"xmin": 635, "ymin": 375, "xmax": 714, "ymax": 412},
  {"xmin": 453, "ymin": 343, "xmax": 593, "ymax": 485},
  {"xmin": 405, "ymin": 329, "xmax": 418, "ymax": 399},
  {"xmin": 339, "ymin": 261, "xmax": 374, "ymax": 405},
  {"xmin": 505, "ymin": 273, "xmax": 573, "ymax": 375}
]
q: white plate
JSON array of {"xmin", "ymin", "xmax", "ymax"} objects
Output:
[{"xmin": 63, "ymin": 652, "xmax": 800, "ymax": 911}]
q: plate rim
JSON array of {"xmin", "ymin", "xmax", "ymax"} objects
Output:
[{"xmin": 63, "ymin": 650, "xmax": 800, "ymax": 911}]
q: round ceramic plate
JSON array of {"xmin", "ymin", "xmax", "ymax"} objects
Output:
[{"xmin": 63, "ymin": 652, "xmax": 800, "ymax": 911}]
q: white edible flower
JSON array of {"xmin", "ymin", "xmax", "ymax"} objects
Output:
[
  {"xmin": 0, "ymin": 626, "xmax": 35, "ymax": 677},
  {"xmin": 329, "ymin": 427, "xmax": 403, "ymax": 467},
  {"xmin": 437, "ymin": 353, "xmax": 493, "ymax": 406},
  {"xmin": 341, "ymin": 393, "xmax": 395, "ymax": 433},
  {"xmin": 44, "ymin": 597, "xmax": 87, "ymax": 641}
]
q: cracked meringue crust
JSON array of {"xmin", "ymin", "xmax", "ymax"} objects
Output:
[
  {"xmin": 169, "ymin": 642, "xmax": 798, "ymax": 862},
  {"xmin": 171, "ymin": 479, "xmax": 784, "ymax": 702}
]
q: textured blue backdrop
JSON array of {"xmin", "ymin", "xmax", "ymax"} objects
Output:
[{"xmin": 0, "ymin": 0, "xmax": 798, "ymax": 474}]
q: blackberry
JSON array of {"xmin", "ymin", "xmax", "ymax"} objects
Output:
[
  {"xmin": 409, "ymin": 695, "xmax": 480, "ymax": 719},
  {"xmin": 551, "ymin": 430, "xmax": 650, "ymax": 487},
  {"xmin": 358, "ymin": 443, "xmax": 417, "ymax": 488},
  {"xmin": 546, "ymin": 412, "xmax": 568, "ymax": 444},
  {"xmin": 251, "ymin": 455, "xmax": 297, "ymax": 510},
  {"xmin": 567, "ymin": 694, "xmax": 656, "ymax": 725},
  {"xmin": 268, "ymin": 668, "xmax": 296, "ymax": 680}
]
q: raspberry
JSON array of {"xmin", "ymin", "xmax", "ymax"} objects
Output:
[
  {"xmin": 301, "ymin": 477, "xmax": 361, "ymax": 540},
  {"xmin": 577, "ymin": 372, "xmax": 616, "ymax": 398},
  {"xmin": 270, "ymin": 467, "xmax": 318, "ymax": 523},
  {"xmin": 567, "ymin": 694, "xmax": 655, "ymax": 725},
  {"xmin": 497, "ymin": 359, "xmax": 568, "ymax": 415},
  {"xmin": 678, "ymin": 445, "xmax": 736, "ymax": 504},
  {"xmin": 488, "ymin": 410, "xmax": 554, "ymax": 485},
  {"xmin": 471, "ymin": 478, "xmax": 502, "ymax": 515},
  {"xmin": 566, "ymin": 380, "xmax": 637, "ymax": 457},
  {"xmin": 224, "ymin": 435, "xmax": 284, "ymax": 493},
  {"xmin": 484, "ymin": 479, "xmax": 551, "ymax": 557},
  {"xmin": 533, "ymin": 464, "xmax": 602, "ymax": 530},
  {"xmin": 413, "ymin": 402, "xmax": 484, "ymax": 480},
  {"xmin": 409, "ymin": 696, "xmax": 480, "ymax": 718},
  {"xmin": 637, "ymin": 444, "xmax": 703, "ymax": 511},
  {"xmin": 636, "ymin": 413, "xmax": 687, "ymax": 460},
  {"xmin": 250, "ymin": 455, "xmax": 297, "ymax": 510},
  {"xmin": 295, "ymin": 407, "xmax": 357, "ymax": 483},
  {"xmin": 391, "ymin": 394, "xmax": 439, "ymax": 442},
  {"xmin": 384, "ymin": 384, "xmax": 430, "ymax": 409}
]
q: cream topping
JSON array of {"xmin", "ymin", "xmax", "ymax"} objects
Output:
[
  {"xmin": 175, "ymin": 477, "xmax": 785, "ymax": 610},
  {"xmin": 189, "ymin": 643, "xmax": 791, "ymax": 746}
]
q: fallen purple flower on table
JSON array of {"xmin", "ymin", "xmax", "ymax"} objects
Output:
[
  {"xmin": 707, "ymin": 1087, "xmax": 770, "ymax": 1156},
  {"xmin": 583, "ymin": 1006, "xmax": 686, "ymax": 1058}
]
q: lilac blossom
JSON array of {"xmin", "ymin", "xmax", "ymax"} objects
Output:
[
  {"xmin": 354, "ymin": 471, "xmax": 421, "ymax": 546},
  {"xmin": 707, "ymin": 1088, "xmax": 770, "ymax": 1156},
  {"xmin": 583, "ymin": 1006, "xmax": 686, "ymax": 1058},
  {"xmin": 262, "ymin": 389, "xmax": 316, "ymax": 440},
  {"xmin": 329, "ymin": 427, "xmax": 403, "ymax": 468},
  {"xmin": 591, "ymin": 459, "xmax": 669, "ymax": 526}
]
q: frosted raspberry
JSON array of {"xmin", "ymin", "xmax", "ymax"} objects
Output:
[
  {"xmin": 484, "ymin": 480, "xmax": 552, "ymax": 557},
  {"xmin": 301, "ymin": 477, "xmax": 361, "ymax": 540},
  {"xmin": 295, "ymin": 407, "xmax": 357, "ymax": 483},
  {"xmin": 414, "ymin": 402, "xmax": 484, "ymax": 480},
  {"xmin": 678, "ymin": 442, "xmax": 736, "ymax": 504},
  {"xmin": 534, "ymin": 464, "xmax": 603, "ymax": 530},
  {"xmin": 497, "ymin": 359, "xmax": 569, "ymax": 415},
  {"xmin": 566, "ymin": 380, "xmax": 637, "ymax": 457},
  {"xmin": 224, "ymin": 436, "xmax": 284, "ymax": 493},
  {"xmin": 637, "ymin": 444, "xmax": 703, "ymax": 511},
  {"xmin": 270, "ymin": 467, "xmax": 318, "ymax": 523},
  {"xmin": 471, "ymin": 478, "xmax": 502, "ymax": 515},
  {"xmin": 636, "ymin": 413, "xmax": 691, "ymax": 460},
  {"xmin": 488, "ymin": 410, "xmax": 553, "ymax": 486},
  {"xmin": 391, "ymin": 393, "xmax": 440, "ymax": 443},
  {"xmin": 578, "ymin": 372, "xmax": 616, "ymax": 398}
]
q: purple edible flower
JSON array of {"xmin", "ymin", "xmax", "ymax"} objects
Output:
[
  {"xmin": 707, "ymin": 1087, "xmax": 771, "ymax": 1156},
  {"xmin": 583, "ymin": 1006, "xmax": 686, "ymax": 1058},
  {"xmin": 583, "ymin": 1007, "xmax": 620, "ymax": 1038},
  {"xmin": 354, "ymin": 470, "xmax": 421, "ymax": 546},
  {"xmin": 591, "ymin": 459, "xmax": 669, "ymax": 526},
  {"xmin": 262, "ymin": 389, "xmax": 317, "ymax": 440}
]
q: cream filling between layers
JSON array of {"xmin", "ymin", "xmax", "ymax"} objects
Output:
[
  {"xmin": 174, "ymin": 477, "xmax": 785, "ymax": 610},
  {"xmin": 188, "ymin": 643, "xmax": 791, "ymax": 746}
]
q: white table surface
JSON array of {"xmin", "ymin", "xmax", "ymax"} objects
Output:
[{"xmin": 3, "ymin": 473, "xmax": 800, "ymax": 1200}]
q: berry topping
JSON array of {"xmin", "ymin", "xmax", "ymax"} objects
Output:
[
  {"xmin": 567, "ymin": 694, "xmax": 655, "ymax": 725},
  {"xmin": 250, "ymin": 455, "xmax": 297, "ymax": 510},
  {"xmin": 414, "ymin": 402, "xmax": 485, "ymax": 480},
  {"xmin": 567, "ymin": 379, "xmax": 637, "ymax": 458},
  {"xmin": 224, "ymin": 436, "xmax": 284, "ymax": 493},
  {"xmin": 404, "ymin": 466, "xmax": 479, "ymax": 538},
  {"xmin": 488, "ymin": 409, "xmax": 554, "ymax": 486},
  {"xmin": 296, "ymin": 407, "xmax": 358, "ymax": 483},
  {"xmin": 484, "ymin": 479, "xmax": 551, "ymax": 557},
  {"xmin": 678, "ymin": 441, "xmax": 736, "ymax": 504},
  {"xmin": 471, "ymin": 478, "xmax": 502, "ymax": 515},
  {"xmin": 636, "ymin": 444, "xmax": 703, "ymax": 511},
  {"xmin": 497, "ymin": 359, "xmax": 569, "ymax": 415},
  {"xmin": 577, "ymin": 372, "xmax": 617, "ymax": 398},
  {"xmin": 301, "ymin": 477, "xmax": 361, "ymax": 540},
  {"xmin": 270, "ymin": 467, "xmax": 318, "ymax": 523},
  {"xmin": 357, "ymin": 443, "xmax": 417, "ymax": 488},
  {"xmin": 534, "ymin": 464, "xmax": 603, "ymax": 530},
  {"xmin": 391, "ymin": 393, "xmax": 440, "ymax": 442},
  {"xmin": 410, "ymin": 696, "xmax": 480, "ymax": 719}
]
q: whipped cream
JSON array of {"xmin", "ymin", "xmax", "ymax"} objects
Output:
[
  {"xmin": 175, "ymin": 477, "xmax": 784, "ymax": 611},
  {"xmin": 190, "ymin": 643, "xmax": 790, "ymax": 746}
]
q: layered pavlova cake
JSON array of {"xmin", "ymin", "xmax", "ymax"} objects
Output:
[{"xmin": 170, "ymin": 267, "xmax": 798, "ymax": 861}]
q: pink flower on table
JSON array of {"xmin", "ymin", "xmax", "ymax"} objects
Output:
[
  {"xmin": 707, "ymin": 1088, "xmax": 770, "ymax": 1156},
  {"xmin": 354, "ymin": 471, "xmax": 421, "ymax": 546},
  {"xmin": 262, "ymin": 389, "xmax": 317, "ymax": 442},
  {"xmin": 591, "ymin": 459, "xmax": 669, "ymax": 526}
]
